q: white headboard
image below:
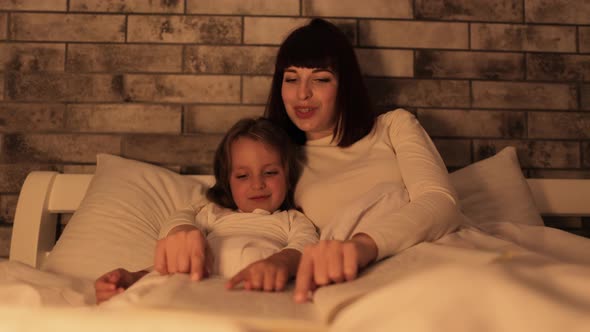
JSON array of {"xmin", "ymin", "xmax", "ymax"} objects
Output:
[{"xmin": 8, "ymin": 171, "xmax": 590, "ymax": 269}]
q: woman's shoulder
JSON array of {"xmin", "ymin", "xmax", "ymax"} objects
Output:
[{"xmin": 376, "ymin": 108, "xmax": 417, "ymax": 127}]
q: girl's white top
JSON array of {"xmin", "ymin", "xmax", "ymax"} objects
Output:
[{"xmin": 160, "ymin": 202, "xmax": 318, "ymax": 277}]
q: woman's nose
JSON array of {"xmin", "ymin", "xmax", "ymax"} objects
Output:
[{"xmin": 297, "ymin": 81, "xmax": 312, "ymax": 100}]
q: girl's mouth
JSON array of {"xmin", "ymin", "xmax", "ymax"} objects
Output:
[{"xmin": 249, "ymin": 195, "xmax": 270, "ymax": 201}]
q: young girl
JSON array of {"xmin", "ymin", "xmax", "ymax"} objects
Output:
[{"xmin": 95, "ymin": 117, "xmax": 318, "ymax": 304}]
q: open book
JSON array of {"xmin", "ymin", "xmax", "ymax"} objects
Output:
[
  {"xmin": 101, "ymin": 239, "xmax": 440, "ymax": 328},
  {"xmin": 3, "ymin": 224, "xmax": 589, "ymax": 332}
]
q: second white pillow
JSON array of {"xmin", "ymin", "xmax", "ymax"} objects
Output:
[
  {"xmin": 42, "ymin": 154, "xmax": 210, "ymax": 280},
  {"xmin": 450, "ymin": 146, "xmax": 544, "ymax": 226}
]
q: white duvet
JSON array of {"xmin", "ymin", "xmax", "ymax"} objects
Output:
[{"xmin": 1, "ymin": 222, "xmax": 590, "ymax": 332}]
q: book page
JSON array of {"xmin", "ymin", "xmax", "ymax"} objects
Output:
[{"xmin": 105, "ymin": 272, "xmax": 323, "ymax": 327}]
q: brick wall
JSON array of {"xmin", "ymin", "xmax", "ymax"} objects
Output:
[{"xmin": 1, "ymin": 0, "xmax": 590, "ymax": 256}]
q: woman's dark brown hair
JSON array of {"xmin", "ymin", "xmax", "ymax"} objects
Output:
[
  {"xmin": 206, "ymin": 117, "xmax": 302, "ymax": 211},
  {"xmin": 264, "ymin": 18, "xmax": 376, "ymax": 147}
]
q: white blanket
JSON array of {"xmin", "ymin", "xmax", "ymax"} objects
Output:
[
  {"xmin": 1, "ymin": 223, "xmax": 589, "ymax": 332},
  {"xmin": 329, "ymin": 223, "xmax": 590, "ymax": 331}
]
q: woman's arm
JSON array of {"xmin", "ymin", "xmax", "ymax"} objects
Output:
[
  {"xmin": 293, "ymin": 110, "xmax": 460, "ymax": 302},
  {"xmin": 352, "ymin": 109, "xmax": 461, "ymax": 260},
  {"xmin": 293, "ymin": 234, "xmax": 377, "ymax": 303}
]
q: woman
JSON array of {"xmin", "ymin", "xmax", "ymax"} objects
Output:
[
  {"xmin": 264, "ymin": 18, "xmax": 461, "ymax": 302},
  {"xmin": 155, "ymin": 18, "xmax": 461, "ymax": 303}
]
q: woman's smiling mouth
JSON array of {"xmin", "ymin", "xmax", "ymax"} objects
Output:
[{"xmin": 294, "ymin": 106, "xmax": 317, "ymax": 118}]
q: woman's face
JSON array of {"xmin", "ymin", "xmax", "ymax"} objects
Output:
[{"xmin": 281, "ymin": 66, "xmax": 339, "ymax": 140}]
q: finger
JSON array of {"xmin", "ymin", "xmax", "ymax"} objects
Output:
[
  {"xmin": 314, "ymin": 243, "xmax": 330, "ymax": 286},
  {"xmin": 294, "ymin": 248, "xmax": 315, "ymax": 303},
  {"xmin": 154, "ymin": 240, "xmax": 168, "ymax": 274},
  {"xmin": 166, "ymin": 238, "xmax": 179, "ymax": 274},
  {"xmin": 342, "ymin": 244, "xmax": 359, "ymax": 281},
  {"xmin": 176, "ymin": 249, "xmax": 190, "ymax": 274},
  {"xmin": 96, "ymin": 290, "xmax": 117, "ymax": 304},
  {"xmin": 226, "ymin": 270, "xmax": 247, "ymax": 290},
  {"xmin": 263, "ymin": 268, "xmax": 276, "ymax": 292},
  {"xmin": 107, "ymin": 270, "xmax": 122, "ymax": 283},
  {"xmin": 327, "ymin": 246, "xmax": 344, "ymax": 283},
  {"xmin": 274, "ymin": 269, "xmax": 288, "ymax": 291},
  {"xmin": 95, "ymin": 281, "xmax": 116, "ymax": 291},
  {"xmin": 175, "ymin": 239, "xmax": 191, "ymax": 273},
  {"xmin": 190, "ymin": 248, "xmax": 205, "ymax": 281},
  {"xmin": 249, "ymin": 269, "xmax": 263, "ymax": 291},
  {"xmin": 94, "ymin": 274, "xmax": 110, "ymax": 287}
]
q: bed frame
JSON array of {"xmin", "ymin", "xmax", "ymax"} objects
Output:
[{"xmin": 8, "ymin": 171, "xmax": 590, "ymax": 269}]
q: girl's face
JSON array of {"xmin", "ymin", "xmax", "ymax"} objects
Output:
[
  {"xmin": 229, "ymin": 137, "xmax": 288, "ymax": 213},
  {"xmin": 281, "ymin": 66, "xmax": 339, "ymax": 140}
]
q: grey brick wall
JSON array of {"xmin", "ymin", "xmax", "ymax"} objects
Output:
[{"xmin": 1, "ymin": 0, "xmax": 590, "ymax": 257}]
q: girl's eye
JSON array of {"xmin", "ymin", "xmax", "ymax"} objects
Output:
[
  {"xmin": 235, "ymin": 174, "xmax": 247, "ymax": 179},
  {"xmin": 264, "ymin": 170, "xmax": 279, "ymax": 176}
]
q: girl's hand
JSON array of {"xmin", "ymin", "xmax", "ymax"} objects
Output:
[
  {"xmin": 293, "ymin": 234, "xmax": 378, "ymax": 303},
  {"xmin": 226, "ymin": 249, "xmax": 301, "ymax": 292},
  {"xmin": 94, "ymin": 268, "xmax": 147, "ymax": 304},
  {"xmin": 154, "ymin": 225, "xmax": 210, "ymax": 281}
]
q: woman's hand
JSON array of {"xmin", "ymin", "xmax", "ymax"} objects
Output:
[
  {"xmin": 293, "ymin": 233, "xmax": 378, "ymax": 303},
  {"xmin": 154, "ymin": 224, "xmax": 210, "ymax": 281},
  {"xmin": 94, "ymin": 268, "xmax": 147, "ymax": 304},
  {"xmin": 226, "ymin": 249, "xmax": 301, "ymax": 292}
]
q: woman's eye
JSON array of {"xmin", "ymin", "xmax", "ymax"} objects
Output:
[
  {"xmin": 314, "ymin": 77, "xmax": 331, "ymax": 83},
  {"xmin": 284, "ymin": 77, "xmax": 297, "ymax": 83}
]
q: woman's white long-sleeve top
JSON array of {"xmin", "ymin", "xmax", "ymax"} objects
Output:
[{"xmin": 295, "ymin": 109, "xmax": 462, "ymax": 260}]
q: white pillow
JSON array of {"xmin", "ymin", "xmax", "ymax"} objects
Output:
[
  {"xmin": 41, "ymin": 154, "xmax": 209, "ymax": 280},
  {"xmin": 450, "ymin": 146, "xmax": 544, "ymax": 226}
]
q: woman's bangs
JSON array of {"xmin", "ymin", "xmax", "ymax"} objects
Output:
[
  {"xmin": 278, "ymin": 32, "xmax": 339, "ymax": 71},
  {"xmin": 283, "ymin": 53, "xmax": 336, "ymax": 71}
]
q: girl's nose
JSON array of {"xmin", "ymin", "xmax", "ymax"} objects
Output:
[{"xmin": 251, "ymin": 176, "xmax": 266, "ymax": 189}]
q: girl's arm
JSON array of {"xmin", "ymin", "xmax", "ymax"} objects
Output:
[
  {"xmin": 154, "ymin": 201, "xmax": 211, "ymax": 279},
  {"xmin": 225, "ymin": 248, "xmax": 302, "ymax": 291},
  {"xmin": 95, "ymin": 268, "xmax": 149, "ymax": 304},
  {"xmin": 158, "ymin": 198, "xmax": 209, "ymax": 239},
  {"xmin": 225, "ymin": 211, "xmax": 317, "ymax": 291}
]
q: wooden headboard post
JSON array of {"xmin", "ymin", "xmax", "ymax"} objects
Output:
[{"xmin": 9, "ymin": 171, "xmax": 59, "ymax": 268}]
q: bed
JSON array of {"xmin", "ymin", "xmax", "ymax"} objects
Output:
[{"xmin": 3, "ymin": 147, "xmax": 590, "ymax": 332}]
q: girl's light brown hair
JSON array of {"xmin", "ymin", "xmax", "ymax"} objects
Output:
[{"xmin": 206, "ymin": 117, "xmax": 303, "ymax": 211}]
